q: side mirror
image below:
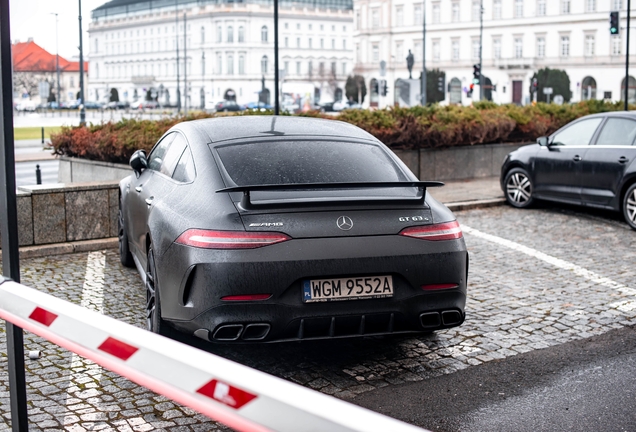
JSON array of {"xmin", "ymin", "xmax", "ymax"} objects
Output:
[
  {"xmin": 537, "ymin": 136, "xmax": 549, "ymax": 147},
  {"xmin": 130, "ymin": 150, "xmax": 148, "ymax": 178}
]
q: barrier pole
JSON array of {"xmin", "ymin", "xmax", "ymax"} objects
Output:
[{"xmin": 0, "ymin": 1, "xmax": 29, "ymax": 430}]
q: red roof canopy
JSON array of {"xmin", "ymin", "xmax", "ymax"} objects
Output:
[{"xmin": 12, "ymin": 40, "xmax": 88, "ymax": 73}]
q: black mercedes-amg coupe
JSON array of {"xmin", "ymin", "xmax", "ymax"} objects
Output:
[{"xmin": 119, "ymin": 116, "xmax": 468, "ymax": 343}]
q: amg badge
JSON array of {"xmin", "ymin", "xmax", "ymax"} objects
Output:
[{"xmin": 249, "ymin": 222, "xmax": 284, "ymax": 227}]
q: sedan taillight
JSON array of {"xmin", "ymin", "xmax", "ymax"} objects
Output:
[
  {"xmin": 399, "ymin": 221, "xmax": 463, "ymax": 241},
  {"xmin": 176, "ymin": 229, "xmax": 290, "ymax": 249}
]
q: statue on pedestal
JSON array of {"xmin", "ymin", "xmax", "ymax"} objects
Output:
[{"xmin": 406, "ymin": 50, "xmax": 414, "ymax": 79}]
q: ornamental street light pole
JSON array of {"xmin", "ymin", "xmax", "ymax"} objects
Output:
[
  {"xmin": 184, "ymin": 12, "xmax": 188, "ymax": 115},
  {"xmin": 626, "ymin": 0, "xmax": 632, "ymax": 111},
  {"xmin": 274, "ymin": 0, "xmax": 280, "ymax": 114},
  {"xmin": 78, "ymin": 0, "xmax": 86, "ymax": 125},
  {"xmin": 176, "ymin": 0, "xmax": 181, "ymax": 113},
  {"xmin": 52, "ymin": 13, "xmax": 61, "ymax": 107},
  {"xmin": 479, "ymin": 0, "xmax": 484, "ymax": 101},
  {"xmin": 421, "ymin": 0, "xmax": 427, "ymax": 105}
]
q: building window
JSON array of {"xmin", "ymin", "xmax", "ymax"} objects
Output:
[
  {"xmin": 432, "ymin": 3, "xmax": 441, "ymax": 23},
  {"xmin": 472, "ymin": 38, "xmax": 480, "ymax": 59},
  {"xmin": 372, "ymin": 8, "xmax": 380, "ymax": 28},
  {"xmin": 613, "ymin": 0, "xmax": 622, "ymax": 10},
  {"xmin": 451, "ymin": 2, "xmax": 460, "ymax": 22},
  {"xmin": 452, "ymin": 40, "xmax": 459, "ymax": 60},
  {"xmin": 493, "ymin": 38, "xmax": 501, "ymax": 59},
  {"xmin": 561, "ymin": 0, "xmax": 570, "ymax": 14},
  {"xmin": 201, "ymin": 52, "xmax": 205, "ymax": 75},
  {"xmin": 396, "ymin": 6, "xmax": 404, "ymax": 26},
  {"xmin": 612, "ymin": 35, "xmax": 622, "ymax": 55},
  {"xmin": 296, "ymin": 61, "xmax": 301, "ymax": 75},
  {"xmin": 297, "ymin": 37, "xmax": 301, "ymax": 48},
  {"xmin": 227, "ymin": 54, "xmax": 234, "ymax": 75},
  {"xmin": 227, "ymin": 26, "xmax": 234, "ymax": 43},
  {"xmin": 472, "ymin": 1, "xmax": 480, "ymax": 21},
  {"xmin": 320, "ymin": 38, "xmax": 324, "ymax": 49},
  {"xmin": 319, "ymin": 62, "xmax": 324, "ymax": 75},
  {"xmin": 515, "ymin": 0, "xmax": 524, "ymax": 18},
  {"xmin": 201, "ymin": 26, "xmax": 205, "ymax": 44},
  {"xmin": 396, "ymin": 41, "xmax": 403, "ymax": 61},
  {"xmin": 585, "ymin": 35, "xmax": 595, "ymax": 56},
  {"xmin": 415, "ymin": 5, "xmax": 423, "ymax": 25},
  {"xmin": 432, "ymin": 39, "xmax": 440, "ymax": 61},
  {"xmin": 217, "ymin": 25, "xmax": 222, "ymax": 43},
  {"xmin": 536, "ymin": 36, "xmax": 545, "ymax": 57},
  {"xmin": 285, "ymin": 37, "xmax": 289, "ymax": 47},
  {"xmin": 372, "ymin": 43, "xmax": 379, "ymax": 62},
  {"xmin": 537, "ymin": 0, "xmax": 546, "ymax": 16},
  {"xmin": 514, "ymin": 37, "xmax": 523, "ymax": 58},
  {"xmin": 238, "ymin": 55, "xmax": 245, "ymax": 75},
  {"xmin": 308, "ymin": 61, "xmax": 313, "ymax": 77},
  {"xmin": 560, "ymin": 35, "xmax": 570, "ymax": 57},
  {"xmin": 216, "ymin": 54, "xmax": 222, "ymax": 74},
  {"xmin": 586, "ymin": 0, "xmax": 596, "ymax": 12},
  {"xmin": 355, "ymin": 10, "xmax": 360, "ymax": 30},
  {"xmin": 261, "ymin": 55, "xmax": 268, "ymax": 74},
  {"xmin": 342, "ymin": 62, "xmax": 347, "ymax": 76},
  {"xmin": 309, "ymin": 38, "xmax": 312, "ymax": 49},
  {"xmin": 332, "ymin": 39, "xmax": 335, "ymax": 49},
  {"xmin": 331, "ymin": 62, "xmax": 336, "ymax": 75},
  {"xmin": 493, "ymin": 0, "xmax": 502, "ymax": 19},
  {"xmin": 238, "ymin": 26, "xmax": 244, "ymax": 43},
  {"xmin": 414, "ymin": 41, "xmax": 422, "ymax": 61},
  {"xmin": 284, "ymin": 61, "xmax": 289, "ymax": 74}
]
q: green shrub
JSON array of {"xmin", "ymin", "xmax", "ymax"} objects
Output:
[{"xmin": 50, "ymin": 100, "xmax": 633, "ymax": 164}]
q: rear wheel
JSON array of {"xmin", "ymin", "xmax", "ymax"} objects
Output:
[
  {"xmin": 622, "ymin": 183, "xmax": 636, "ymax": 230},
  {"xmin": 504, "ymin": 168, "xmax": 534, "ymax": 208},
  {"xmin": 118, "ymin": 201, "xmax": 135, "ymax": 268},
  {"xmin": 146, "ymin": 246, "xmax": 163, "ymax": 334}
]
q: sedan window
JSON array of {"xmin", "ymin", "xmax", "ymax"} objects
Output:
[
  {"xmin": 148, "ymin": 133, "xmax": 176, "ymax": 171},
  {"xmin": 551, "ymin": 118, "xmax": 603, "ymax": 146},
  {"xmin": 595, "ymin": 118, "xmax": 636, "ymax": 146},
  {"xmin": 172, "ymin": 146, "xmax": 196, "ymax": 183},
  {"xmin": 159, "ymin": 134, "xmax": 187, "ymax": 177},
  {"xmin": 216, "ymin": 140, "xmax": 407, "ymax": 185}
]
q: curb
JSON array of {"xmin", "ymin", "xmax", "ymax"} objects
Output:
[
  {"xmin": 445, "ymin": 198, "xmax": 506, "ymax": 211},
  {"xmin": 0, "ymin": 238, "xmax": 118, "ymax": 260}
]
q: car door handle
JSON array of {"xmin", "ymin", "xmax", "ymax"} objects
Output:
[
  {"xmin": 145, "ymin": 197, "xmax": 154, "ymax": 206},
  {"xmin": 573, "ymin": 155, "xmax": 582, "ymax": 162},
  {"xmin": 619, "ymin": 156, "xmax": 629, "ymax": 164},
  {"xmin": 135, "ymin": 186, "xmax": 143, "ymax": 192}
]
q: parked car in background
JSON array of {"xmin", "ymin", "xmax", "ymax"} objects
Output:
[
  {"xmin": 119, "ymin": 116, "xmax": 468, "ymax": 343},
  {"xmin": 501, "ymin": 111, "xmax": 636, "ymax": 230},
  {"xmin": 15, "ymin": 100, "xmax": 37, "ymax": 112},
  {"xmin": 243, "ymin": 101, "xmax": 272, "ymax": 112},
  {"xmin": 214, "ymin": 100, "xmax": 244, "ymax": 112},
  {"xmin": 107, "ymin": 101, "xmax": 130, "ymax": 110},
  {"xmin": 84, "ymin": 101, "xmax": 104, "ymax": 110},
  {"xmin": 333, "ymin": 100, "xmax": 363, "ymax": 111}
]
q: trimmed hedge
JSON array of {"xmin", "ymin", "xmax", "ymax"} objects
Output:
[{"xmin": 51, "ymin": 100, "xmax": 632, "ymax": 164}]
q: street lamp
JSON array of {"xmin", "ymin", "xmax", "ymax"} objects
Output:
[
  {"xmin": 78, "ymin": 0, "xmax": 86, "ymax": 125},
  {"xmin": 51, "ymin": 13, "xmax": 61, "ymax": 108}
]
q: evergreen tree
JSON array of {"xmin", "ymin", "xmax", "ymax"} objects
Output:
[
  {"xmin": 345, "ymin": 75, "xmax": 367, "ymax": 104},
  {"xmin": 531, "ymin": 68, "xmax": 572, "ymax": 103}
]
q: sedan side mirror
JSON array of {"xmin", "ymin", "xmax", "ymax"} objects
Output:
[
  {"xmin": 537, "ymin": 136, "xmax": 549, "ymax": 147},
  {"xmin": 130, "ymin": 150, "xmax": 148, "ymax": 178}
]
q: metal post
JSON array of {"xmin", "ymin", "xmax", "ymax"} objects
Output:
[
  {"xmin": 0, "ymin": 1, "xmax": 28, "ymax": 430},
  {"xmin": 626, "ymin": 0, "xmax": 631, "ymax": 111},
  {"xmin": 274, "ymin": 0, "xmax": 280, "ymax": 114},
  {"xmin": 184, "ymin": 12, "xmax": 187, "ymax": 115},
  {"xmin": 421, "ymin": 0, "xmax": 426, "ymax": 105},
  {"xmin": 479, "ymin": 0, "xmax": 484, "ymax": 101},
  {"xmin": 41, "ymin": 127, "xmax": 44, "ymax": 144},
  {"xmin": 36, "ymin": 164, "xmax": 42, "ymax": 185},
  {"xmin": 175, "ymin": 0, "xmax": 181, "ymax": 113},
  {"xmin": 78, "ymin": 0, "xmax": 85, "ymax": 125},
  {"xmin": 52, "ymin": 13, "xmax": 60, "ymax": 108}
]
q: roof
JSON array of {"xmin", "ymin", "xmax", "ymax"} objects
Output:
[
  {"xmin": 12, "ymin": 41, "xmax": 88, "ymax": 73},
  {"xmin": 186, "ymin": 116, "xmax": 376, "ymax": 145}
]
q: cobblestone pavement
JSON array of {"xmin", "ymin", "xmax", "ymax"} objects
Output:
[{"xmin": 2, "ymin": 204, "xmax": 636, "ymax": 431}]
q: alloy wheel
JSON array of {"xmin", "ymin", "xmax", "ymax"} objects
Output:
[
  {"xmin": 626, "ymin": 189, "xmax": 636, "ymax": 225},
  {"xmin": 145, "ymin": 249, "xmax": 157, "ymax": 332},
  {"xmin": 506, "ymin": 172, "xmax": 532, "ymax": 205}
]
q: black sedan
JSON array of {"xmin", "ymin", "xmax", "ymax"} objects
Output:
[
  {"xmin": 501, "ymin": 111, "xmax": 636, "ymax": 230},
  {"xmin": 119, "ymin": 116, "xmax": 468, "ymax": 342}
]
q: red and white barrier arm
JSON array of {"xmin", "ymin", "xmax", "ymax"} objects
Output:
[{"xmin": 0, "ymin": 278, "xmax": 426, "ymax": 432}]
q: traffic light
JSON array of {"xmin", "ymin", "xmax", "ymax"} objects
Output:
[
  {"xmin": 372, "ymin": 80, "xmax": 379, "ymax": 94},
  {"xmin": 437, "ymin": 75, "xmax": 446, "ymax": 94},
  {"xmin": 468, "ymin": 83, "xmax": 474, "ymax": 97},
  {"xmin": 610, "ymin": 11, "xmax": 620, "ymax": 35},
  {"xmin": 531, "ymin": 77, "xmax": 538, "ymax": 93},
  {"xmin": 472, "ymin": 64, "xmax": 481, "ymax": 84}
]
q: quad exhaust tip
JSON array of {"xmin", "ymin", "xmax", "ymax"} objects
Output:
[
  {"xmin": 420, "ymin": 310, "xmax": 463, "ymax": 328},
  {"xmin": 209, "ymin": 323, "xmax": 272, "ymax": 341}
]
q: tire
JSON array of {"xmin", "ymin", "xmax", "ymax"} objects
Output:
[
  {"xmin": 118, "ymin": 202, "xmax": 135, "ymax": 268},
  {"xmin": 622, "ymin": 183, "xmax": 636, "ymax": 230},
  {"xmin": 504, "ymin": 167, "xmax": 534, "ymax": 208},
  {"xmin": 146, "ymin": 246, "xmax": 164, "ymax": 334}
]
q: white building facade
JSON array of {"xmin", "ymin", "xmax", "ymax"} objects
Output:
[
  {"xmin": 354, "ymin": 0, "xmax": 636, "ymax": 108},
  {"xmin": 88, "ymin": 0, "xmax": 354, "ymax": 108}
]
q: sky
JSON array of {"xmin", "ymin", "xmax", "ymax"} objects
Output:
[{"xmin": 10, "ymin": 0, "xmax": 107, "ymax": 60}]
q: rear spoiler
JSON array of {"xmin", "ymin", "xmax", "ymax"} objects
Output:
[{"xmin": 216, "ymin": 181, "xmax": 444, "ymax": 209}]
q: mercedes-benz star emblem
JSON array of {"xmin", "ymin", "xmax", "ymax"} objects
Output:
[{"xmin": 336, "ymin": 216, "xmax": 354, "ymax": 231}]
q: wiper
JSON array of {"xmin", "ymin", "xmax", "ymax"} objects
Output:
[{"xmin": 216, "ymin": 181, "xmax": 444, "ymax": 209}]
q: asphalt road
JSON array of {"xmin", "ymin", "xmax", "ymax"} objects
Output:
[{"xmin": 354, "ymin": 325, "xmax": 636, "ymax": 432}]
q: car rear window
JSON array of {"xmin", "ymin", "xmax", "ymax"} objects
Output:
[{"xmin": 215, "ymin": 140, "xmax": 408, "ymax": 185}]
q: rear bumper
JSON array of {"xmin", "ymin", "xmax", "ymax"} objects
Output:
[{"xmin": 157, "ymin": 234, "xmax": 468, "ymax": 342}]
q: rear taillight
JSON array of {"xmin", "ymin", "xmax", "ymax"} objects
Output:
[
  {"xmin": 221, "ymin": 294, "xmax": 272, "ymax": 301},
  {"xmin": 399, "ymin": 221, "xmax": 463, "ymax": 241},
  {"xmin": 176, "ymin": 229, "xmax": 290, "ymax": 249},
  {"xmin": 422, "ymin": 283, "xmax": 459, "ymax": 291}
]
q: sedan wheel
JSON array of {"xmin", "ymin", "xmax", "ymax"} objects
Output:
[
  {"xmin": 623, "ymin": 184, "xmax": 636, "ymax": 230},
  {"xmin": 146, "ymin": 247, "xmax": 162, "ymax": 334},
  {"xmin": 118, "ymin": 203, "xmax": 135, "ymax": 268},
  {"xmin": 505, "ymin": 168, "xmax": 534, "ymax": 208}
]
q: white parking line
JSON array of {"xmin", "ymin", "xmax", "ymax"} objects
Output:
[{"xmin": 461, "ymin": 225, "xmax": 636, "ymax": 312}]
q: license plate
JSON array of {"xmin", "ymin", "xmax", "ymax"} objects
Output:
[{"xmin": 302, "ymin": 276, "xmax": 393, "ymax": 303}]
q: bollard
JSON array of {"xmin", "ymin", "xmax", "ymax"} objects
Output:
[
  {"xmin": 35, "ymin": 164, "xmax": 42, "ymax": 185},
  {"xmin": 41, "ymin": 127, "xmax": 44, "ymax": 144}
]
